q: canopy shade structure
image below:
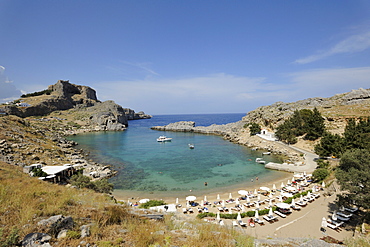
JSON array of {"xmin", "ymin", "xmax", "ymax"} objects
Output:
[
  {"xmin": 260, "ymin": 186, "xmax": 270, "ymax": 191},
  {"xmin": 139, "ymin": 199, "xmax": 150, "ymax": 203},
  {"xmin": 238, "ymin": 190, "xmax": 248, "ymax": 195},
  {"xmin": 276, "ymin": 203, "xmax": 290, "ymax": 209},
  {"xmin": 186, "ymin": 196, "xmax": 196, "ymax": 201}
]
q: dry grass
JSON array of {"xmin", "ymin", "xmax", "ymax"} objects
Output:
[{"xmin": 0, "ymin": 161, "xmax": 254, "ymax": 246}]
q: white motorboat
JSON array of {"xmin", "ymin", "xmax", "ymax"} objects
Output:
[
  {"xmin": 157, "ymin": 135, "xmax": 172, "ymax": 142},
  {"xmin": 188, "ymin": 144, "xmax": 195, "ymax": 149}
]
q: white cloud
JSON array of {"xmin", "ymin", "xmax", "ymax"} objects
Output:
[
  {"xmin": 0, "ymin": 66, "xmax": 22, "ymax": 103},
  {"xmin": 286, "ymin": 67, "xmax": 370, "ymax": 99},
  {"xmin": 92, "ymin": 73, "xmax": 268, "ymax": 114},
  {"xmin": 295, "ymin": 31, "xmax": 370, "ymax": 64}
]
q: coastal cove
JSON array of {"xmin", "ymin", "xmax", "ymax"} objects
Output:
[{"xmin": 69, "ymin": 113, "xmax": 290, "ymax": 199}]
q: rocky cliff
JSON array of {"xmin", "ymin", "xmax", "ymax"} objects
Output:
[
  {"xmin": 242, "ymin": 88, "xmax": 370, "ymax": 133},
  {"xmin": 1, "ymin": 80, "xmax": 151, "ymax": 131}
]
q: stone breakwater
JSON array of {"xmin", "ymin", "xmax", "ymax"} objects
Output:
[{"xmin": 151, "ymin": 121, "xmax": 310, "ymax": 172}]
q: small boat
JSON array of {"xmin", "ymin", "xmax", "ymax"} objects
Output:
[
  {"xmin": 255, "ymin": 158, "xmax": 266, "ymax": 164},
  {"xmin": 262, "ymin": 152, "xmax": 271, "ymax": 155},
  {"xmin": 157, "ymin": 135, "xmax": 172, "ymax": 142},
  {"xmin": 188, "ymin": 144, "xmax": 195, "ymax": 149}
]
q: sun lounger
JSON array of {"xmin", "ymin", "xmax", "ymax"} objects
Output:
[
  {"xmin": 238, "ymin": 220, "xmax": 248, "ymax": 227},
  {"xmin": 327, "ymin": 219, "xmax": 345, "ymax": 228},
  {"xmin": 263, "ymin": 215, "xmax": 277, "ymax": 222},
  {"xmin": 337, "ymin": 211, "xmax": 352, "ymax": 218},
  {"xmin": 217, "ymin": 207, "xmax": 224, "ymax": 212},
  {"xmin": 344, "ymin": 206, "xmax": 358, "ymax": 213},
  {"xmin": 183, "ymin": 208, "xmax": 187, "ymax": 214},
  {"xmin": 203, "ymin": 207, "xmax": 209, "ymax": 213},
  {"xmin": 188, "ymin": 208, "xmax": 194, "ymax": 213},
  {"xmin": 254, "ymin": 218, "xmax": 264, "ymax": 225},
  {"xmin": 291, "ymin": 205, "xmax": 301, "ymax": 210},
  {"xmin": 232, "ymin": 220, "xmax": 239, "ymax": 227},
  {"xmin": 197, "ymin": 208, "xmax": 203, "ymax": 213},
  {"xmin": 274, "ymin": 211, "xmax": 286, "ymax": 218},
  {"xmin": 335, "ymin": 214, "xmax": 350, "ymax": 221},
  {"xmin": 296, "ymin": 201, "xmax": 307, "ymax": 206},
  {"xmin": 326, "ymin": 222, "xmax": 339, "ymax": 230}
]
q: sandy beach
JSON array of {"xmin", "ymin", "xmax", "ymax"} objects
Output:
[{"xmin": 113, "ymin": 169, "xmax": 355, "ymax": 242}]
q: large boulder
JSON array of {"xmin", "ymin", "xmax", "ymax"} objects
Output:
[
  {"xmin": 37, "ymin": 215, "xmax": 74, "ymax": 237},
  {"xmin": 22, "ymin": 232, "xmax": 52, "ymax": 247}
]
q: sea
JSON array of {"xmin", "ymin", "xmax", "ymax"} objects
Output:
[{"xmin": 68, "ymin": 113, "xmax": 289, "ymax": 199}]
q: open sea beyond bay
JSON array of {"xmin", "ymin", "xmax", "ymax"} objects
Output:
[{"xmin": 69, "ymin": 113, "xmax": 289, "ymax": 199}]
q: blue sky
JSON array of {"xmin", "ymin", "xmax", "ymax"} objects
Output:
[{"xmin": 1, "ymin": 1, "xmax": 370, "ymax": 115}]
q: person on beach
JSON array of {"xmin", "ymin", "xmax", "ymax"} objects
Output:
[{"xmin": 204, "ymin": 182, "xmax": 208, "ymax": 186}]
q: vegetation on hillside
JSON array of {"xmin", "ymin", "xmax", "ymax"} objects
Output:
[
  {"xmin": 21, "ymin": 89, "xmax": 52, "ymax": 98},
  {"xmin": 315, "ymin": 117, "xmax": 370, "ymax": 158},
  {"xmin": 336, "ymin": 149, "xmax": 370, "ymax": 210},
  {"xmin": 275, "ymin": 108, "xmax": 325, "ymax": 144}
]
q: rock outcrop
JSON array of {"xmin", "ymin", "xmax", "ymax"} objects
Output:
[{"xmin": 1, "ymin": 80, "xmax": 152, "ymax": 131}]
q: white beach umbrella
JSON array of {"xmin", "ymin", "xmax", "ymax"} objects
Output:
[
  {"xmin": 229, "ymin": 209, "xmax": 233, "ymax": 214},
  {"xmin": 321, "ymin": 217, "xmax": 327, "ymax": 228},
  {"xmin": 246, "ymin": 196, "xmax": 251, "ymax": 203},
  {"xmin": 204, "ymin": 196, "xmax": 207, "ymax": 202},
  {"xmin": 201, "ymin": 200, "xmax": 204, "ymax": 206},
  {"xmin": 254, "ymin": 189, "xmax": 257, "ymax": 195},
  {"xmin": 291, "ymin": 198, "xmax": 296, "ymax": 207},
  {"xmin": 255, "ymin": 201, "xmax": 260, "ymax": 209},
  {"xmin": 255, "ymin": 209, "xmax": 259, "ymax": 219},
  {"xmin": 272, "ymin": 184, "xmax": 277, "ymax": 191},
  {"xmin": 300, "ymin": 194, "xmax": 304, "ymax": 202},
  {"xmin": 222, "ymin": 200, "xmax": 225, "ymax": 207},
  {"xmin": 268, "ymin": 207, "xmax": 273, "ymax": 217},
  {"xmin": 269, "ymin": 193, "xmax": 273, "ymax": 199},
  {"xmin": 307, "ymin": 191, "xmax": 312, "ymax": 198},
  {"xmin": 257, "ymin": 194, "xmax": 261, "ymax": 201},
  {"xmin": 287, "ymin": 180, "xmax": 291, "ymax": 185},
  {"xmin": 176, "ymin": 198, "xmax": 179, "ymax": 204},
  {"xmin": 294, "ymin": 174, "xmax": 303, "ymax": 178},
  {"xmin": 237, "ymin": 212, "xmax": 242, "ymax": 221},
  {"xmin": 186, "ymin": 201, "xmax": 190, "ymax": 208},
  {"xmin": 217, "ymin": 194, "xmax": 220, "ymax": 200},
  {"xmin": 235, "ymin": 198, "xmax": 239, "ymax": 205},
  {"xmin": 322, "ymin": 181, "xmax": 326, "ymax": 188},
  {"xmin": 241, "ymin": 204, "xmax": 245, "ymax": 212},
  {"xmin": 281, "ymin": 182, "xmax": 285, "ymax": 188},
  {"xmin": 216, "ymin": 211, "xmax": 221, "ymax": 221},
  {"xmin": 312, "ymin": 186, "xmax": 316, "ymax": 193},
  {"xmin": 303, "ymin": 171, "xmax": 306, "ymax": 176},
  {"xmin": 139, "ymin": 198, "xmax": 150, "ymax": 203},
  {"xmin": 269, "ymin": 199, "xmax": 273, "ymax": 207},
  {"xmin": 186, "ymin": 196, "xmax": 196, "ymax": 201},
  {"xmin": 229, "ymin": 193, "xmax": 233, "ymax": 199},
  {"xmin": 332, "ymin": 210, "xmax": 338, "ymax": 221},
  {"xmin": 292, "ymin": 176, "xmax": 295, "ymax": 182},
  {"xmin": 278, "ymin": 195, "xmax": 283, "ymax": 202}
]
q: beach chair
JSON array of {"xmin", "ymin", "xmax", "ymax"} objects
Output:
[
  {"xmin": 335, "ymin": 214, "xmax": 350, "ymax": 221},
  {"xmin": 232, "ymin": 220, "xmax": 239, "ymax": 227},
  {"xmin": 217, "ymin": 207, "xmax": 224, "ymax": 212},
  {"xmin": 326, "ymin": 222, "xmax": 339, "ymax": 231},
  {"xmin": 274, "ymin": 211, "xmax": 286, "ymax": 218},
  {"xmin": 203, "ymin": 207, "xmax": 209, "ymax": 213},
  {"xmin": 291, "ymin": 205, "xmax": 301, "ymax": 210},
  {"xmin": 263, "ymin": 215, "xmax": 274, "ymax": 223},
  {"xmin": 254, "ymin": 218, "xmax": 264, "ymax": 225},
  {"xmin": 182, "ymin": 208, "xmax": 187, "ymax": 214},
  {"xmin": 188, "ymin": 208, "xmax": 194, "ymax": 214},
  {"xmin": 337, "ymin": 211, "xmax": 352, "ymax": 218},
  {"xmin": 344, "ymin": 206, "xmax": 358, "ymax": 213},
  {"xmin": 238, "ymin": 220, "xmax": 248, "ymax": 227},
  {"xmin": 197, "ymin": 208, "xmax": 203, "ymax": 213}
]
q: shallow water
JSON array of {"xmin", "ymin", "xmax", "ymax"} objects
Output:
[{"xmin": 69, "ymin": 114, "xmax": 287, "ymax": 198}]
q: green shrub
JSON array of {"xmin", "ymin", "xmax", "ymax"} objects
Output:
[
  {"xmin": 66, "ymin": 230, "xmax": 81, "ymax": 239},
  {"xmin": 139, "ymin": 200, "xmax": 166, "ymax": 209},
  {"xmin": 313, "ymin": 168, "xmax": 330, "ymax": 182}
]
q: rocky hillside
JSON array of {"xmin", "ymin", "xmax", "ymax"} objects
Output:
[
  {"xmin": 242, "ymin": 88, "xmax": 370, "ymax": 134},
  {"xmin": 1, "ymin": 80, "xmax": 151, "ymax": 131}
]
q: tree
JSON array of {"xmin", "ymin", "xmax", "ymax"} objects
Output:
[
  {"xmin": 314, "ymin": 132, "xmax": 344, "ymax": 158},
  {"xmin": 70, "ymin": 174, "xmax": 95, "ymax": 190},
  {"xmin": 249, "ymin": 123, "xmax": 261, "ymax": 136},
  {"xmin": 304, "ymin": 108, "xmax": 325, "ymax": 140},
  {"xmin": 336, "ymin": 149, "xmax": 370, "ymax": 210},
  {"xmin": 312, "ymin": 168, "xmax": 329, "ymax": 182},
  {"xmin": 93, "ymin": 179, "xmax": 114, "ymax": 194}
]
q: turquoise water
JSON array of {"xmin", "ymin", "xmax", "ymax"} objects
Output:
[{"xmin": 69, "ymin": 114, "xmax": 286, "ymax": 198}]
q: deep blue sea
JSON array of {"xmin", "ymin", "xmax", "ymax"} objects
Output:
[{"xmin": 69, "ymin": 113, "xmax": 288, "ymax": 199}]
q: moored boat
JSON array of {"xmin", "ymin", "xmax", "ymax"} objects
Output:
[
  {"xmin": 188, "ymin": 144, "xmax": 195, "ymax": 149},
  {"xmin": 157, "ymin": 135, "xmax": 172, "ymax": 142}
]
